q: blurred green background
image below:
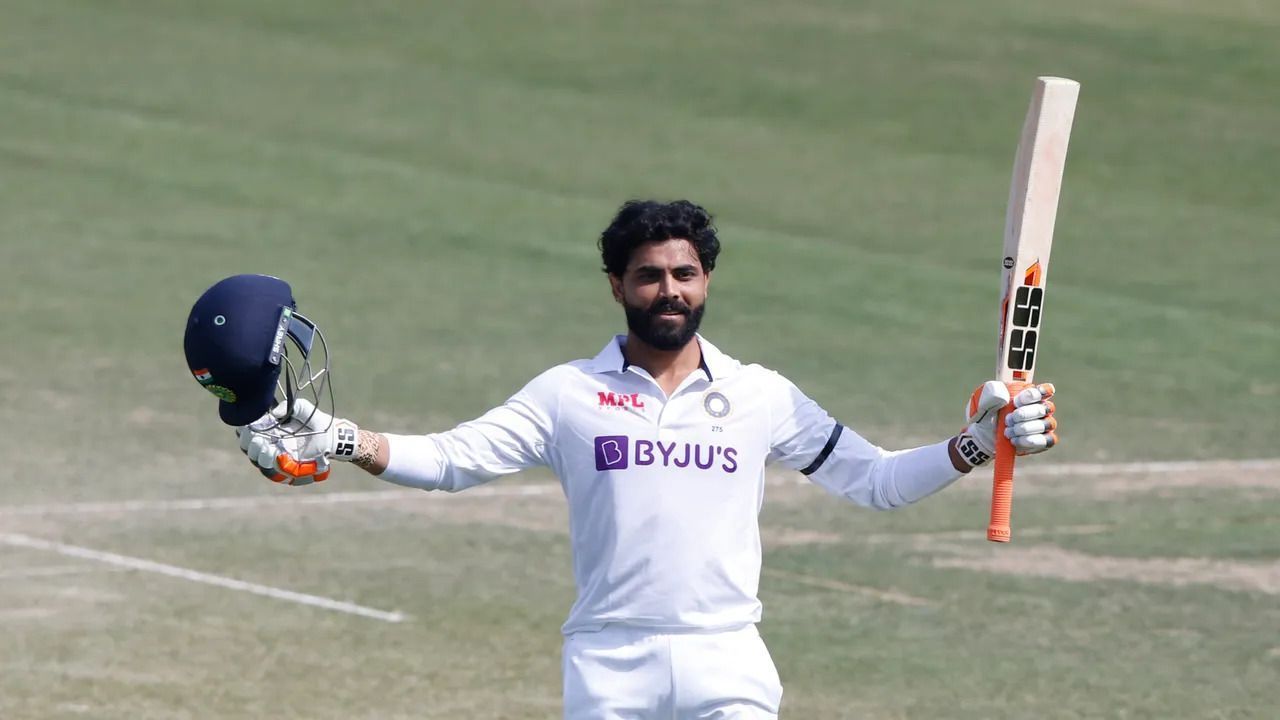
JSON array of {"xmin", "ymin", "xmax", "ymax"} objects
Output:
[{"xmin": 1, "ymin": 1, "xmax": 1276, "ymax": 718}]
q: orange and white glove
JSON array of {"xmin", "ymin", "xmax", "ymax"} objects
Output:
[
  {"xmin": 954, "ymin": 381, "xmax": 1058, "ymax": 469},
  {"xmin": 235, "ymin": 399, "xmax": 359, "ymax": 486}
]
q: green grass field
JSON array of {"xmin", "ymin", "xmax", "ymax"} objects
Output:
[{"xmin": 2, "ymin": 1, "xmax": 1277, "ymax": 717}]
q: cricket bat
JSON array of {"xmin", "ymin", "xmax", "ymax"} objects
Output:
[{"xmin": 989, "ymin": 76, "xmax": 1080, "ymax": 543}]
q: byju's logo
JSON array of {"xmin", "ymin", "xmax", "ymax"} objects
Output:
[
  {"xmin": 593, "ymin": 436, "xmax": 738, "ymax": 473},
  {"xmin": 595, "ymin": 435, "xmax": 630, "ymax": 471}
]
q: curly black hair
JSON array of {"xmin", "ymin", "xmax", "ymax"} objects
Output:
[{"xmin": 598, "ymin": 200, "xmax": 721, "ymax": 277}]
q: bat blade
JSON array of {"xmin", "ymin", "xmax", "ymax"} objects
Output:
[{"xmin": 989, "ymin": 76, "xmax": 1079, "ymax": 543}]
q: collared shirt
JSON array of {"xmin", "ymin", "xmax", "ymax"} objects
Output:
[{"xmin": 382, "ymin": 335, "xmax": 959, "ymax": 634}]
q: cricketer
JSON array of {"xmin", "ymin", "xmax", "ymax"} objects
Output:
[{"xmin": 188, "ymin": 200, "xmax": 1060, "ymax": 719}]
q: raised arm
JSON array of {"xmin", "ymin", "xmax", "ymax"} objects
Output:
[
  {"xmin": 766, "ymin": 374, "xmax": 1058, "ymax": 510},
  {"xmin": 237, "ymin": 370, "xmax": 561, "ymax": 492}
]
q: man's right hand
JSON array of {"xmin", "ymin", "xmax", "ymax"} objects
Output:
[{"xmin": 235, "ymin": 399, "xmax": 360, "ymax": 485}]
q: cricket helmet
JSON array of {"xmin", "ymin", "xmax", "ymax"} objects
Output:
[{"xmin": 183, "ymin": 274, "xmax": 332, "ymax": 428}]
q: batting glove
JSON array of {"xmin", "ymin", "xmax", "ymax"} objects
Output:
[
  {"xmin": 954, "ymin": 381, "xmax": 1058, "ymax": 469},
  {"xmin": 235, "ymin": 399, "xmax": 360, "ymax": 486}
]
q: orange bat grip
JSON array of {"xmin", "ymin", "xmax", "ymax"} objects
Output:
[{"xmin": 988, "ymin": 404, "xmax": 1016, "ymax": 542}]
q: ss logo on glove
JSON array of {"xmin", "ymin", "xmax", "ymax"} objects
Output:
[{"xmin": 334, "ymin": 426, "xmax": 357, "ymax": 459}]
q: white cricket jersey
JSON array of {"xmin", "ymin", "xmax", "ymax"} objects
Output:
[{"xmin": 381, "ymin": 335, "xmax": 961, "ymax": 634}]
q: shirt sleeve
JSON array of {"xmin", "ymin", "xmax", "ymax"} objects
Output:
[
  {"xmin": 768, "ymin": 372, "xmax": 964, "ymax": 509},
  {"xmin": 377, "ymin": 369, "xmax": 559, "ymax": 492}
]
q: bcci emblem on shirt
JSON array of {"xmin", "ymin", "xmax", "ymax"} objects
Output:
[{"xmin": 704, "ymin": 391, "xmax": 731, "ymax": 418}]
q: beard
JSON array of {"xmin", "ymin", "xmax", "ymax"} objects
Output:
[{"xmin": 624, "ymin": 297, "xmax": 706, "ymax": 351}]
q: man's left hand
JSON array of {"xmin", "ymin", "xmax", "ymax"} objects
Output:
[{"xmin": 954, "ymin": 381, "xmax": 1059, "ymax": 470}]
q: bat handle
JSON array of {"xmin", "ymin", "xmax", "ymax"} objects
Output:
[{"xmin": 987, "ymin": 403, "xmax": 1017, "ymax": 543}]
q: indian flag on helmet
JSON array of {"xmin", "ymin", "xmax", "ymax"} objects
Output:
[{"xmin": 192, "ymin": 368, "xmax": 214, "ymax": 384}]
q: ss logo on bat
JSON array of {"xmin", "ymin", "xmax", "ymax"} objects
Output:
[{"xmin": 1006, "ymin": 286, "xmax": 1043, "ymax": 372}]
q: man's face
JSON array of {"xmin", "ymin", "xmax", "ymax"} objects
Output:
[{"xmin": 610, "ymin": 239, "xmax": 710, "ymax": 351}]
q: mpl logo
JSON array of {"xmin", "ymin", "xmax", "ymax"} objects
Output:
[
  {"xmin": 594, "ymin": 435, "xmax": 738, "ymax": 473},
  {"xmin": 598, "ymin": 392, "xmax": 645, "ymax": 409}
]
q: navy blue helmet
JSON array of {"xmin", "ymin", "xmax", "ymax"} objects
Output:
[{"xmin": 183, "ymin": 274, "xmax": 330, "ymax": 427}]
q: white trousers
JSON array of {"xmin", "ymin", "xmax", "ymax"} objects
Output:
[{"xmin": 562, "ymin": 624, "xmax": 783, "ymax": 719}]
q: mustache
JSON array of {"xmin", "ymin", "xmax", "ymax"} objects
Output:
[{"xmin": 648, "ymin": 299, "xmax": 691, "ymax": 316}]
